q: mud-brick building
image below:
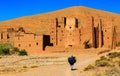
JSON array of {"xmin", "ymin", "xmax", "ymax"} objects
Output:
[
  {"xmin": 50, "ymin": 16, "xmax": 117, "ymax": 49},
  {"xmin": 13, "ymin": 32, "xmax": 50, "ymax": 54},
  {"xmin": 0, "ymin": 27, "xmax": 50, "ymax": 54}
]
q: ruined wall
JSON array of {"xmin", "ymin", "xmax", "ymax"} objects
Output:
[
  {"xmin": 116, "ymin": 27, "xmax": 120, "ymax": 44},
  {"xmin": 50, "ymin": 18, "xmax": 58, "ymax": 46},
  {"xmin": 50, "ymin": 16, "xmax": 95, "ymax": 48},
  {"xmin": 50, "ymin": 16, "xmax": 117, "ymax": 49},
  {"xmin": 65, "ymin": 18, "xmax": 78, "ymax": 47},
  {"xmin": 13, "ymin": 33, "xmax": 43, "ymax": 54},
  {"xmin": 101, "ymin": 20, "xmax": 113, "ymax": 48}
]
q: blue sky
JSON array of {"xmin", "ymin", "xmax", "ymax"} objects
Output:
[{"xmin": 0, "ymin": 0, "xmax": 120, "ymax": 21}]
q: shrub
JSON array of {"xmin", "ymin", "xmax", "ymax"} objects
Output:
[
  {"xmin": 2, "ymin": 48, "xmax": 10, "ymax": 55},
  {"xmin": 0, "ymin": 43, "xmax": 13, "ymax": 55},
  {"xmin": 10, "ymin": 47, "xmax": 20, "ymax": 54},
  {"xmin": 107, "ymin": 52, "xmax": 120, "ymax": 58},
  {"xmin": 95, "ymin": 60, "xmax": 110, "ymax": 67},
  {"xmin": 18, "ymin": 49, "xmax": 27, "ymax": 56},
  {"xmin": 0, "ymin": 48, "xmax": 10, "ymax": 55},
  {"xmin": 105, "ymin": 68, "xmax": 120, "ymax": 76},
  {"xmin": 30, "ymin": 65, "xmax": 38, "ymax": 68},
  {"xmin": 0, "ymin": 49, "xmax": 4, "ymax": 55},
  {"xmin": 100, "ymin": 56, "xmax": 109, "ymax": 61},
  {"xmin": 83, "ymin": 40, "xmax": 91, "ymax": 49},
  {"xmin": 116, "ymin": 42, "xmax": 120, "ymax": 46},
  {"xmin": 23, "ymin": 66, "xmax": 27, "ymax": 68},
  {"xmin": 95, "ymin": 56, "xmax": 112, "ymax": 67},
  {"xmin": 84, "ymin": 64, "xmax": 95, "ymax": 71}
]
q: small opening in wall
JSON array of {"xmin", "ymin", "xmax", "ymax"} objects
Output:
[
  {"xmin": 68, "ymin": 45, "xmax": 72, "ymax": 47},
  {"xmin": 18, "ymin": 44, "xmax": 21, "ymax": 47},
  {"xmin": 69, "ymin": 26, "xmax": 72, "ymax": 29},
  {"xmin": 105, "ymin": 30, "xmax": 107, "ymax": 32},
  {"xmin": 51, "ymin": 31, "xmax": 54, "ymax": 33},
  {"xmin": 58, "ymin": 25, "xmax": 61, "ymax": 28},
  {"xmin": 36, "ymin": 42, "xmax": 39, "ymax": 45},
  {"xmin": 1, "ymin": 33, "xmax": 3, "ymax": 39},
  {"xmin": 29, "ymin": 44, "xmax": 31, "ymax": 47},
  {"xmin": 107, "ymin": 37, "xmax": 109, "ymax": 39},
  {"xmin": 7, "ymin": 34, "xmax": 10, "ymax": 39},
  {"xmin": 52, "ymin": 38, "xmax": 54, "ymax": 40}
]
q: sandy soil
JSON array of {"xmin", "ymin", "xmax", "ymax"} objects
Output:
[{"xmin": 0, "ymin": 48, "xmax": 115, "ymax": 76}]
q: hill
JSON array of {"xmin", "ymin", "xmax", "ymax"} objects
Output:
[{"xmin": 0, "ymin": 6, "xmax": 120, "ymax": 34}]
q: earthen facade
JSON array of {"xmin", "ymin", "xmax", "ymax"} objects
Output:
[
  {"xmin": 50, "ymin": 16, "xmax": 117, "ymax": 49},
  {"xmin": 0, "ymin": 16, "xmax": 119, "ymax": 54}
]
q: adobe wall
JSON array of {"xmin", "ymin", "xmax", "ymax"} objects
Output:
[
  {"xmin": 50, "ymin": 16, "xmax": 95, "ymax": 48},
  {"xmin": 50, "ymin": 16, "xmax": 117, "ymax": 49},
  {"xmin": 13, "ymin": 33, "xmax": 44, "ymax": 54},
  {"xmin": 116, "ymin": 27, "xmax": 120, "ymax": 44}
]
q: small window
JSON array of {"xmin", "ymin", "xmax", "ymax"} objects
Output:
[
  {"xmin": 69, "ymin": 26, "xmax": 72, "ymax": 29},
  {"xmin": 36, "ymin": 42, "xmax": 39, "ymax": 45},
  {"xmin": 68, "ymin": 45, "xmax": 72, "ymax": 47},
  {"xmin": 51, "ymin": 31, "xmax": 54, "ymax": 33},
  {"xmin": 105, "ymin": 30, "xmax": 107, "ymax": 32},
  {"xmin": 7, "ymin": 34, "xmax": 10, "ymax": 39},
  {"xmin": 29, "ymin": 44, "xmax": 31, "ymax": 47},
  {"xmin": 1, "ymin": 33, "xmax": 3, "ymax": 39},
  {"xmin": 58, "ymin": 25, "xmax": 61, "ymax": 28},
  {"xmin": 52, "ymin": 38, "xmax": 54, "ymax": 40},
  {"xmin": 60, "ymin": 39, "xmax": 62, "ymax": 42},
  {"xmin": 107, "ymin": 37, "xmax": 109, "ymax": 39},
  {"xmin": 18, "ymin": 44, "xmax": 21, "ymax": 47}
]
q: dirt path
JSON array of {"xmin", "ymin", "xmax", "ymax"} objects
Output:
[{"xmin": 1, "ymin": 50, "xmax": 112, "ymax": 76}]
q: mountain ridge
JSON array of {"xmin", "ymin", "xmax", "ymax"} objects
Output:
[{"xmin": 0, "ymin": 6, "xmax": 120, "ymax": 34}]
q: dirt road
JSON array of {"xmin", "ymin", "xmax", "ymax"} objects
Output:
[{"xmin": 0, "ymin": 53, "xmax": 98, "ymax": 76}]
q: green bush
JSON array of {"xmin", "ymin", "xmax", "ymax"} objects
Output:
[
  {"xmin": 116, "ymin": 42, "xmax": 120, "ymax": 46},
  {"xmin": 2, "ymin": 48, "xmax": 10, "ymax": 55},
  {"xmin": 84, "ymin": 64, "xmax": 95, "ymax": 71},
  {"xmin": 0, "ymin": 48, "xmax": 10, "ymax": 55},
  {"xmin": 0, "ymin": 43, "xmax": 28, "ymax": 56},
  {"xmin": 18, "ymin": 49, "xmax": 27, "ymax": 56},
  {"xmin": 13, "ymin": 47, "xmax": 20, "ymax": 52},
  {"xmin": 10, "ymin": 47, "xmax": 20, "ymax": 54},
  {"xmin": 0, "ymin": 43, "xmax": 13, "ymax": 55}
]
